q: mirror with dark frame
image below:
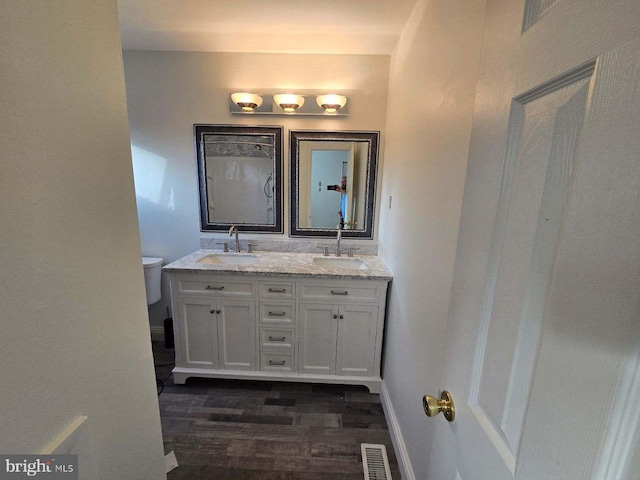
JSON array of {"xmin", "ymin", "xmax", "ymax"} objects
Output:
[
  {"xmin": 195, "ymin": 125, "xmax": 283, "ymax": 233},
  {"xmin": 290, "ymin": 130, "xmax": 379, "ymax": 238}
]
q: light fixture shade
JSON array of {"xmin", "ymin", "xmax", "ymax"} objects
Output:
[
  {"xmin": 316, "ymin": 94, "xmax": 347, "ymax": 114},
  {"xmin": 231, "ymin": 92, "xmax": 263, "ymax": 111},
  {"xmin": 274, "ymin": 94, "xmax": 304, "ymax": 113}
]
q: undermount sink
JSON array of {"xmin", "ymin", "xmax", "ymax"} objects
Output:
[
  {"xmin": 312, "ymin": 257, "xmax": 367, "ymax": 270},
  {"xmin": 197, "ymin": 254, "xmax": 258, "ymax": 266}
]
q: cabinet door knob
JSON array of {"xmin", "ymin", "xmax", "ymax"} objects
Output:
[
  {"xmin": 339, "ymin": 315, "xmax": 344, "ymax": 319},
  {"xmin": 216, "ymin": 309, "xmax": 221, "ymax": 314},
  {"xmin": 210, "ymin": 310, "xmax": 215, "ymax": 314},
  {"xmin": 333, "ymin": 314, "xmax": 338, "ymax": 319}
]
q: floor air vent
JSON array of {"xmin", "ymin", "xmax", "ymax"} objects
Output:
[{"xmin": 361, "ymin": 443, "xmax": 392, "ymax": 480}]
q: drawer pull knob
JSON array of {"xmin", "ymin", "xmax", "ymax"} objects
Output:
[
  {"xmin": 268, "ymin": 288, "xmax": 287, "ymax": 293},
  {"xmin": 269, "ymin": 336, "xmax": 286, "ymax": 342},
  {"xmin": 268, "ymin": 360, "xmax": 286, "ymax": 366},
  {"xmin": 331, "ymin": 290, "xmax": 348, "ymax": 296},
  {"xmin": 268, "ymin": 311, "xmax": 286, "ymax": 317},
  {"xmin": 206, "ymin": 285, "xmax": 224, "ymax": 291}
]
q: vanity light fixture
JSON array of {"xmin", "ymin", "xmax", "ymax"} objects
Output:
[
  {"xmin": 273, "ymin": 94, "xmax": 305, "ymax": 113},
  {"xmin": 231, "ymin": 92, "xmax": 263, "ymax": 112},
  {"xmin": 229, "ymin": 92, "xmax": 349, "ymax": 116},
  {"xmin": 316, "ymin": 94, "xmax": 347, "ymax": 114}
]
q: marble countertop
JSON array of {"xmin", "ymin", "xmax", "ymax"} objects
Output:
[{"xmin": 163, "ymin": 250, "xmax": 393, "ymax": 280}]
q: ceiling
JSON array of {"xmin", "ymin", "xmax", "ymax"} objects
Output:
[{"xmin": 117, "ymin": 0, "xmax": 419, "ymax": 55}]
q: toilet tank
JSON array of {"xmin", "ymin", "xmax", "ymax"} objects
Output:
[{"xmin": 142, "ymin": 257, "xmax": 163, "ymax": 306}]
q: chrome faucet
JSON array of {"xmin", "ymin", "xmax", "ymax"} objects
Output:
[
  {"xmin": 335, "ymin": 223, "xmax": 342, "ymax": 257},
  {"xmin": 229, "ymin": 225, "xmax": 240, "ymax": 253}
]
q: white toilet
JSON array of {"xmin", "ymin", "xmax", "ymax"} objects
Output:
[{"xmin": 142, "ymin": 257, "xmax": 163, "ymax": 305}]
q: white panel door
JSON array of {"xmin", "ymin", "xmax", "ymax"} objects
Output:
[
  {"xmin": 299, "ymin": 303, "xmax": 339, "ymax": 374},
  {"xmin": 336, "ymin": 304, "xmax": 378, "ymax": 376},
  {"xmin": 177, "ymin": 296, "xmax": 218, "ymax": 369},
  {"xmin": 428, "ymin": 0, "xmax": 640, "ymax": 479},
  {"xmin": 216, "ymin": 299, "xmax": 256, "ymax": 371}
]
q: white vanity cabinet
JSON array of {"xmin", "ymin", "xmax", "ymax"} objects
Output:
[
  {"xmin": 172, "ymin": 274, "xmax": 256, "ymax": 371},
  {"xmin": 298, "ymin": 303, "xmax": 379, "ymax": 376},
  {"xmin": 167, "ymin": 271, "xmax": 389, "ymax": 393},
  {"xmin": 298, "ymin": 279, "xmax": 381, "ymax": 378},
  {"xmin": 175, "ymin": 296, "xmax": 255, "ymax": 370}
]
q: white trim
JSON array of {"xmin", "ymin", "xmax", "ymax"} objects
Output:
[
  {"xmin": 380, "ymin": 381, "xmax": 416, "ymax": 480},
  {"xmin": 469, "ymin": 404, "xmax": 515, "ymax": 472},
  {"xmin": 172, "ymin": 367, "xmax": 382, "ymax": 393}
]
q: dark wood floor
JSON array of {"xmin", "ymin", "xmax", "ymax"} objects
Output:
[{"xmin": 153, "ymin": 341, "xmax": 400, "ymax": 479}]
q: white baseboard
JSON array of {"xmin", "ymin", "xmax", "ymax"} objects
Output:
[
  {"xmin": 150, "ymin": 326, "xmax": 164, "ymax": 342},
  {"xmin": 380, "ymin": 381, "xmax": 416, "ymax": 480}
]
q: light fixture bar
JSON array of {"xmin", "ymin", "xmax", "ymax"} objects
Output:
[{"xmin": 229, "ymin": 93, "xmax": 349, "ymax": 116}]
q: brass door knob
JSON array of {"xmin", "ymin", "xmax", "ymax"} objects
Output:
[{"xmin": 423, "ymin": 390, "xmax": 455, "ymax": 422}]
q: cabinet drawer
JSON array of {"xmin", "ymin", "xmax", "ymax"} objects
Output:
[
  {"xmin": 260, "ymin": 327, "xmax": 294, "ymax": 350},
  {"xmin": 259, "ymin": 281, "xmax": 295, "ymax": 299},
  {"xmin": 259, "ymin": 302, "xmax": 295, "ymax": 325},
  {"xmin": 260, "ymin": 352, "xmax": 295, "ymax": 373},
  {"xmin": 300, "ymin": 282, "xmax": 378, "ymax": 303},
  {"xmin": 176, "ymin": 276, "xmax": 254, "ymax": 297}
]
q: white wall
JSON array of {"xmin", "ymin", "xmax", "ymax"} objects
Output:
[
  {"xmin": 310, "ymin": 150, "xmax": 348, "ymax": 228},
  {"xmin": 0, "ymin": 1, "xmax": 166, "ymax": 478},
  {"xmin": 378, "ymin": 0, "xmax": 487, "ymax": 477},
  {"xmin": 122, "ymin": 51, "xmax": 389, "ymax": 326}
]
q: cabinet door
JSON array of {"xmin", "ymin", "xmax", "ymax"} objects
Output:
[
  {"xmin": 216, "ymin": 299, "xmax": 256, "ymax": 371},
  {"xmin": 298, "ymin": 303, "xmax": 338, "ymax": 375},
  {"xmin": 336, "ymin": 304, "xmax": 378, "ymax": 376},
  {"xmin": 177, "ymin": 296, "xmax": 218, "ymax": 369}
]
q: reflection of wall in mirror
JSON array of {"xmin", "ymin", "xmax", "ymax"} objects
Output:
[
  {"xmin": 207, "ymin": 156, "xmax": 274, "ymax": 224},
  {"xmin": 309, "ymin": 150, "xmax": 348, "ymax": 228},
  {"xmin": 298, "ymin": 141, "xmax": 312, "ymax": 228},
  {"xmin": 298, "ymin": 141, "xmax": 353, "ymax": 229},
  {"xmin": 352, "ymin": 142, "xmax": 368, "ymax": 229}
]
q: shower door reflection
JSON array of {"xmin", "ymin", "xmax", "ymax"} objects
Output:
[
  {"xmin": 206, "ymin": 140, "xmax": 274, "ymax": 224},
  {"xmin": 195, "ymin": 125, "xmax": 283, "ymax": 233}
]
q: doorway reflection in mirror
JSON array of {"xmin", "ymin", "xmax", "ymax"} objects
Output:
[{"xmin": 290, "ymin": 130, "xmax": 378, "ymax": 239}]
